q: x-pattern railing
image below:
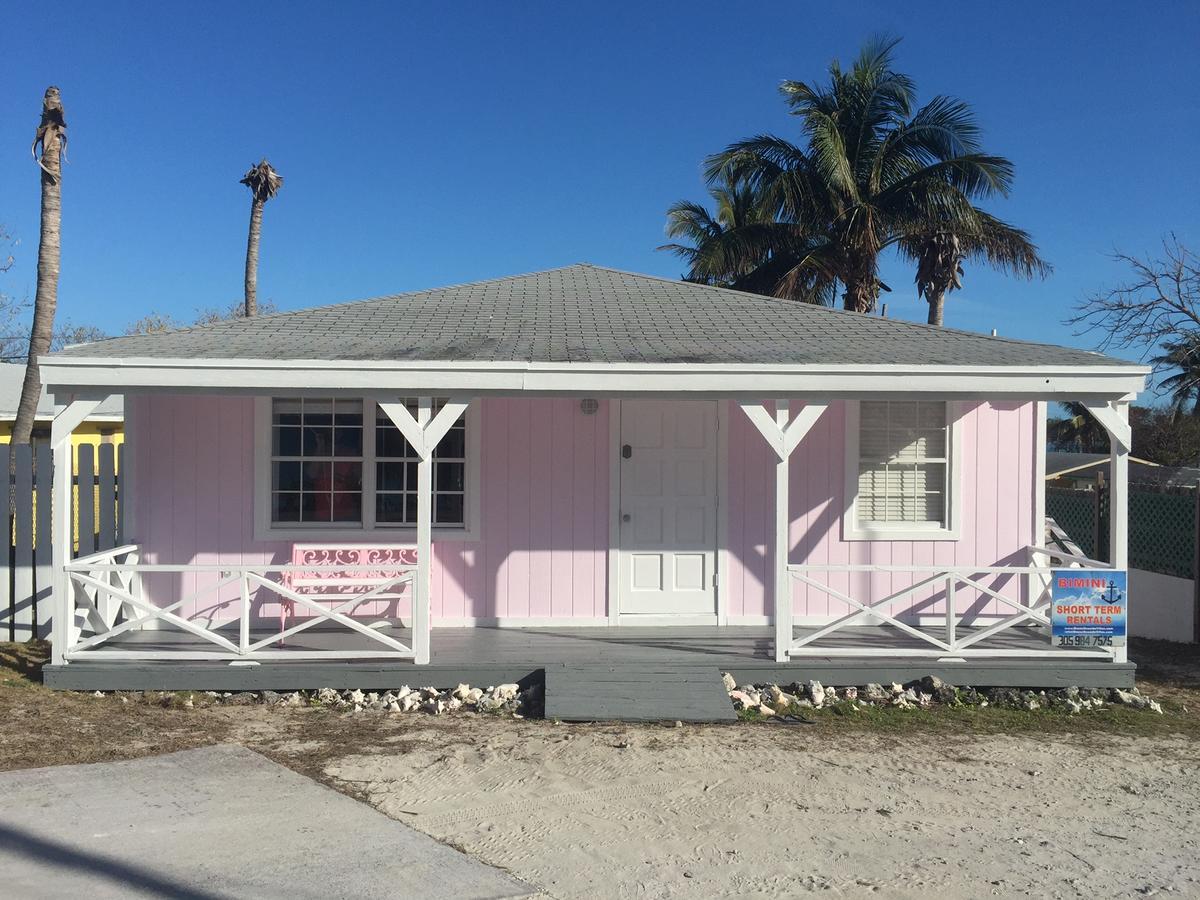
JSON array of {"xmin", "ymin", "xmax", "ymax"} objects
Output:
[
  {"xmin": 61, "ymin": 549, "xmax": 419, "ymax": 661},
  {"xmin": 787, "ymin": 547, "xmax": 1112, "ymax": 659}
]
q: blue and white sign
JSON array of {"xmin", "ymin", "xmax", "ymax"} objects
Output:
[{"xmin": 1050, "ymin": 570, "xmax": 1127, "ymax": 649}]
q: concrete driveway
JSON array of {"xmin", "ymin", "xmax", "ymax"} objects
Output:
[{"xmin": 0, "ymin": 744, "xmax": 535, "ymax": 899}]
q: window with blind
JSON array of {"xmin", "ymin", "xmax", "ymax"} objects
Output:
[
  {"xmin": 266, "ymin": 396, "xmax": 471, "ymax": 531},
  {"xmin": 852, "ymin": 400, "xmax": 953, "ymax": 535}
]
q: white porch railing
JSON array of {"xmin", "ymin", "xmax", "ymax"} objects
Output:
[
  {"xmin": 786, "ymin": 543, "xmax": 1114, "ymax": 660},
  {"xmin": 60, "ymin": 545, "xmax": 419, "ymax": 662}
]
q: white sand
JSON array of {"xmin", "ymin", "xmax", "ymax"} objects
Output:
[{"xmin": 325, "ymin": 723, "xmax": 1200, "ymax": 899}]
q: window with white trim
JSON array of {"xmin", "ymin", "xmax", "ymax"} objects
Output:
[
  {"xmin": 269, "ymin": 397, "xmax": 468, "ymax": 529},
  {"xmin": 855, "ymin": 400, "xmax": 951, "ymax": 530}
]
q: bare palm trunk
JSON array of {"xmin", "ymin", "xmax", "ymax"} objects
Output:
[
  {"xmin": 926, "ymin": 289, "xmax": 946, "ymax": 326},
  {"xmin": 244, "ymin": 197, "xmax": 263, "ymax": 318},
  {"xmin": 14, "ymin": 88, "xmax": 67, "ymax": 445},
  {"xmin": 239, "ymin": 160, "xmax": 282, "ymax": 319}
]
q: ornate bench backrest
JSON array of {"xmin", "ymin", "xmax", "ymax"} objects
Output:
[{"xmin": 285, "ymin": 544, "xmax": 418, "ymax": 597}]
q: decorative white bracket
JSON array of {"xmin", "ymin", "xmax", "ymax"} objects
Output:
[
  {"xmin": 51, "ymin": 397, "xmax": 106, "ymax": 449},
  {"xmin": 1082, "ymin": 400, "xmax": 1132, "ymax": 453},
  {"xmin": 738, "ymin": 401, "xmax": 828, "ymax": 460},
  {"xmin": 378, "ymin": 397, "xmax": 470, "ymax": 459}
]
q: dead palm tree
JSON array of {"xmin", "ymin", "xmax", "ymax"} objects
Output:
[
  {"xmin": 13, "ymin": 87, "xmax": 67, "ymax": 444},
  {"xmin": 908, "ymin": 214, "xmax": 1049, "ymax": 326},
  {"xmin": 240, "ymin": 159, "xmax": 283, "ymax": 318}
]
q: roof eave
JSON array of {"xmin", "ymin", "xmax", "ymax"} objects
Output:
[{"xmin": 38, "ymin": 355, "xmax": 1149, "ymax": 402}]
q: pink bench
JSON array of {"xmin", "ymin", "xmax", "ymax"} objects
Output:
[{"xmin": 277, "ymin": 544, "xmax": 418, "ymax": 636}]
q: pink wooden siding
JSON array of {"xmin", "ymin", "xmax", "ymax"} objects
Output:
[
  {"xmin": 129, "ymin": 395, "xmax": 1035, "ymax": 623},
  {"xmin": 725, "ymin": 400, "xmax": 1038, "ymax": 620},
  {"xmin": 128, "ymin": 395, "xmax": 610, "ymax": 621}
]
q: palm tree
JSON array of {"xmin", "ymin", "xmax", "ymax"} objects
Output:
[
  {"xmin": 1152, "ymin": 335, "xmax": 1200, "ymax": 417},
  {"xmin": 13, "ymin": 87, "xmax": 67, "ymax": 445},
  {"xmin": 908, "ymin": 214, "xmax": 1049, "ymax": 325},
  {"xmin": 660, "ymin": 177, "xmax": 838, "ymax": 304},
  {"xmin": 240, "ymin": 159, "xmax": 283, "ymax": 318},
  {"xmin": 685, "ymin": 36, "xmax": 1047, "ymax": 314},
  {"xmin": 1049, "ymin": 402, "xmax": 1109, "ymax": 453}
]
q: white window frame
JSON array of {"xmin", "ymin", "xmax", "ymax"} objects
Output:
[
  {"xmin": 253, "ymin": 396, "xmax": 481, "ymax": 542},
  {"xmin": 842, "ymin": 399, "xmax": 962, "ymax": 542}
]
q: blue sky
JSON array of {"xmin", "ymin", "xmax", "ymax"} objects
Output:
[{"xmin": 2, "ymin": 2, "xmax": 1198, "ymax": 373}]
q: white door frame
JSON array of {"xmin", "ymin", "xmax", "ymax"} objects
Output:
[{"xmin": 607, "ymin": 398, "xmax": 728, "ymax": 626}]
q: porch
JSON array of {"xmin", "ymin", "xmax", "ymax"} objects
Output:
[{"xmin": 42, "ymin": 623, "xmax": 1134, "ymax": 691}]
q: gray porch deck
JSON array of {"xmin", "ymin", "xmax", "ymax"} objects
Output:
[{"xmin": 44, "ymin": 623, "xmax": 1135, "ymax": 692}]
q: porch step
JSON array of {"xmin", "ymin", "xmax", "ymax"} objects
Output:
[{"xmin": 544, "ymin": 664, "xmax": 737, "ymax": 723}]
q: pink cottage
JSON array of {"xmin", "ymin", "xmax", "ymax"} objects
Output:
[{"xmin": 40, "ymin": 266, "xmax": 1147, "ymax": 696}]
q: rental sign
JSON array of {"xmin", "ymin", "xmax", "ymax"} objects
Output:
[{"xmin": 1050, "ymin": 570, "xmax": 1127, "ymax": 649}]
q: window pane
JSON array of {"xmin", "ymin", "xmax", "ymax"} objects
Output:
[
  {"xmin": 377, "ymin": 462, "xmax": 406, "ymax": 491},
  {"xmin": 405, "ymin": 494, "xmax": 417, "ymax": 523},
  {"xmin": 305, "ymin": 399, "xmax": 333, "ymax": 426},
  {"xmin": 376, "ymin": 422, "xmax": 413, "ymax": 459},
  {"xmin": 334, "ymin": 426, "xmax": 362, "ymax": 457},
  {"xmin": 301, "ymin": 461, "xmax": 331, "ymax": 493},
  {"xmin": 334, "ymin": 399, "xmax": 363, "ymax": 425},
  {"xmin": 437, "ymin": 427, "xmax": 466, "ymax": 458},
  {"xmin": 303, "ymin": 426, "xmax": 333, "ymax": 457},
  {"xmin": 333, "ymin": 461, "xmax": 362, "ymax": 492},
  {"xmin": 273, "ymin": 399, "xmax": 302, "ymax": 426},
  {"xmin": 274, "ymin": 461, "xmax": 302, "ymax": 492},
  {"xmin": 301, "ymin": 492, "xmax": 330, "ymax": 522},
  {"xmin": 436, "ymin": 462, "xmax": 465, "ymax": 492},
  {"xmin": 273, "ymin": 427, "xmax": 301, "ymax": 457},
  {"xmin": 273, "ymin": 493, "xmax": 301, "ymax": 522},
  {"xmin": 436, "ymin": 493, "xmax": 464, "ymax": 525},
  {"xmin": 332, "ymin": 492, "xmax": 362, "ymax": 523},
  {"xmin": 377, "ymin": 493, "xmax": 407, "ymax": 523}
]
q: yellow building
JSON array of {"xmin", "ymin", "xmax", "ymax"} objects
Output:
[{"xmin": 0, "ymin": 363, "xmax": 124, "ymax": 465}]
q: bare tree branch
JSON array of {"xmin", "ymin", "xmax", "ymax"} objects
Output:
[{"xmin": 1067, "ymin": 237, "xmax": 1200, "ymax": 371}]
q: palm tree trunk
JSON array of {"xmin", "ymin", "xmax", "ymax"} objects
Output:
[
  {"xmin": 926, "ymin": 288, "xmax": 946, "ymax": 326},
  {"xmin": 842, "ymin": 254, "xmax": 879, "ymax": 313},
  {"xmin": 13, "ymin": 104, "xmax": 63, "ymax": 444},
  {"xmin": 243, "ymin": 197, "xmax": 263, "ymax": 318}
]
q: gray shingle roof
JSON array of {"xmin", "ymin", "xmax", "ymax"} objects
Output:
[{"xmin": 53, "ymin": 264, "xmax": 1129, "ymax": 368}]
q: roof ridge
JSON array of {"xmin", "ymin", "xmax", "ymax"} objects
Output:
[{"xmin": 578, "ymin": 264, "xmax": 1111, "ymax": 356}]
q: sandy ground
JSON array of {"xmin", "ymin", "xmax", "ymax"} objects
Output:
[{"xmin": 326, "ymin": 724, "xmax": 1200, "ymax": 899}]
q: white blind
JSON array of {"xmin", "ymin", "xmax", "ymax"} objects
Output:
[{"xmin": 857, "ymin": 401, "xmax": 948, "ymax": 527}]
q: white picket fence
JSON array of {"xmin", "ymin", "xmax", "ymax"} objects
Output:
[{"xmin": 0, "ymin": 441, "xmax": 121, "ymax": 641}]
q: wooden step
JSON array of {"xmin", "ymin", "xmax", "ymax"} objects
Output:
[{"xmin": 544, "ymin": 664, "xmax": 737, "ymax": 723}]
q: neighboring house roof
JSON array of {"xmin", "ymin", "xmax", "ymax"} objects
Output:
[
  {"xmin": 51, "ymin": 264, "xmax": 1134, "ymax": 368},
  {"xmin": 0, "ymin": 363, "xmax": 123, "ymax": 421},
  {"xmin": 1046, "ymin": 450, "xmax": 1200, "ymax": 488}
]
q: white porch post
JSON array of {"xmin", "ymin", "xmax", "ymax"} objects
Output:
[
  {"xmin": 1109, "ymin": 401, "xmax": 1130, "ymax": 664},
  {"xmin": 379, "ymin": 396, "xmax": 471, "ymax": 665},
  {"xmin": 414, "ymin": 397, "xmax": 432, "ymax": 665},
  {"xmin": 773, "ymin": 401, "xmax": 790, "ymax": 661},
  {"xmin": 50, "ymin": 397, "xmax": 103, "ymax": 666},
  {"xmin": 739, "ymin": 400, "xmax": 828, "ymax": 662},
  {"xmin": 1084, "ymin": 398, "xmax": 1132, "ymax": 664}
]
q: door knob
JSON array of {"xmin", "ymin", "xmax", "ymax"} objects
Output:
[
  {"xmin": 622, "ymin": 444, "xmax": 632, "ymax": 459},
  {"xmin": 622, "ymin": 513, "xmax": 631, "ymax": 523}
]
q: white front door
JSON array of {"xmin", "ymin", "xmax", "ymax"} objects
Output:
[{"xmin": 617, "ymin": 400, "xmax": 718, "ymax": 616}]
